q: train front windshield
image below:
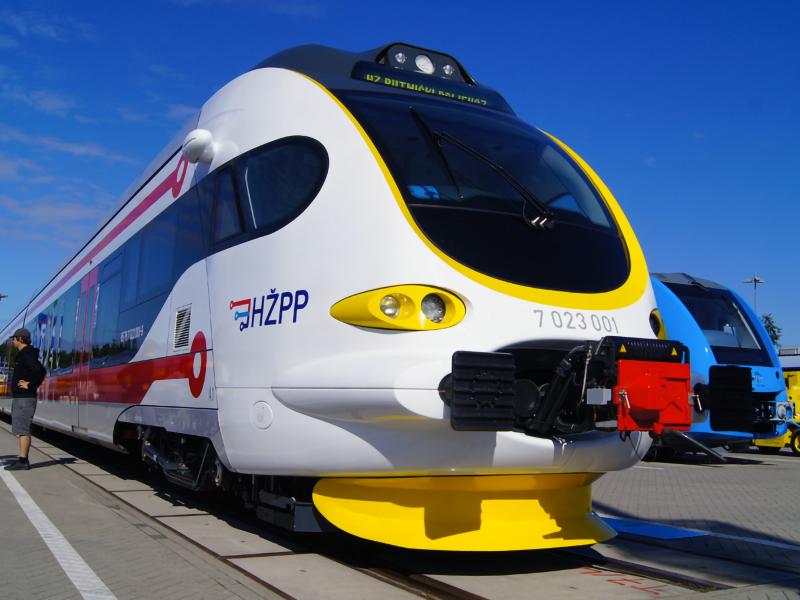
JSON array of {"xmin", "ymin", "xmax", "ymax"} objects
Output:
[
  {"xmin": 665, "ymin": 282, "xmax": 772, "ymax": 367},
  {"xmin": 339, "ymin": 92, "xmax": 630, "ymax": 293}
]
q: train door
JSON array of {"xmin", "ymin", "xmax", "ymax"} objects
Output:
[{"xmin": 73, "ymin": 267, "xmax": 99, "ymax": 432}]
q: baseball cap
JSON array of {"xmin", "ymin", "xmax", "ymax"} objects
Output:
[{"xmin": 11, "ymin": 328, "xmax": 31, "ymax": 342}]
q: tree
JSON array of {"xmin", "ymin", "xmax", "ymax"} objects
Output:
[{"xmin": 761, "ymin": 313, "xmax": 782, "ymax": 346}]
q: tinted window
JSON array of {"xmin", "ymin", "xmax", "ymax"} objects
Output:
[
  {"xmin": 56, "ymin": 284, "xmax": 79, "ymax": 371},
  {"xmin": 240, "ymin": 137, "xmax": 327, "ymax": 233},
  {"xmin": 42, "ymin": 301, "xmax": 57, "ymax": 371},
  {"xmin": 139, "ymin": 206, "xmax": 176, "ymax": 301},
  {"xmin": 94, "ymin": 253, "xmax": 125, "ymax": 367},
  {"xmin": 213, "ymin": 168, "xmax": 243, "ymax": 243},
  {"xmin": 121, "ymin": 235, "xmax": 141, "ymax": 311},
  {"xmin": 76, "ymin": 289, "xmax": 89, "ymax": 362},
  {"xmin": 665, "ymin": 283, "xmax": 771, "ymax": 367},
  {"xmin": 92, "ymin": 271, "xmax": 123, "ymax": 367},
  {"xmin": 339, "ymin": 92, "xmax": 630, "ymax": 293},
  {"xmin": 173, "ymin": 188, "xmax": 206, "ymax": 278}
]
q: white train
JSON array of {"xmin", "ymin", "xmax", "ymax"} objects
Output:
[{"xmin": 1, "ymin": 43, "xmax": 694, "ymax": 551}]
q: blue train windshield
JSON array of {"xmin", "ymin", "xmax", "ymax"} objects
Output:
[
  {"xmin": 338, "ymin": 91, "xmax": 630, "ymax": 293},
  {"xmin": 665, "ymin": 282, "xmax": 772, "ymax": 367}
]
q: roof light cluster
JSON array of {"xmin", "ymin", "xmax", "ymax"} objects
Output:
[{"xmin": 383, "ymin": 43, "xmax": 465, "ymax": 82}]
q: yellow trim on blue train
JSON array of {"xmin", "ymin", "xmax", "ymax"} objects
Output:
[
  {"xmin": 298, "ymin": 72, "xmax": 649, "ymax": 310},
  {"xmin": 312, "ymin": 474, "xmax": 614, "ymax": 551}
]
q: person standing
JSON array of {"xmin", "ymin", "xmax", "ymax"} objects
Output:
[{"xmin": 6, "ymin": 328, "xmax": 45, "ymax": 471}]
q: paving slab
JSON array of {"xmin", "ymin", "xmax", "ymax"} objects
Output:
[
  {"xmin": 158, "ymin": 514, "xmax": 292, "ymax": 557},
  {"xmin": 112, "ymin": 490, "xmax": 210, "ymax": 517},
  {"xmin": 230, "ymin": 553, "xmax": 419, "ymax": 599},
  {"xmin": 426, "ymin": 563, "xmax": 689, "ymax": 599},
  {"xmin": 85, "ymin": 473, "xmax": 153, "ymax": 492},
  {"xmin": 65, "ymin": 461, "xmax": 112, "ymax": 476},
  {"xmin": 41, "ymin": 450, "xmax": 78, "ymax": 458},
  {"xmin": 680, "ymin": 579, "xmax": 800, "ymax": 599}
]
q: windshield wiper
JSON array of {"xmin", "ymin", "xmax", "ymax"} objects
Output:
[
  {"xmin": 434, "ymin": 129, "xmax": 556, "ymax": 229},
  {"xmin": 409, "ymin": 108, "xmax": 464, "ymax": 200}
]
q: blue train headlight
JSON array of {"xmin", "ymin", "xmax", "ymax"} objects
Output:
[{"xmin": 777, "ymin": 402, "xmax": 789, "ymax": 420}]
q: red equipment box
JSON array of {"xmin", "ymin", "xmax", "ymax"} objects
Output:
[{"xmin": 614, "ymin": 359, "xmax": 692, "ymax": 434}]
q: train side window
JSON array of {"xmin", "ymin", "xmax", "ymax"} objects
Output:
[
  {"xmin": 25, "ymin": 314, "xmax": 45, "ymax": 353},
  {"xmin": 196, "ymin": 179, "xmax": 213, "ymax": 243},
  {"xmin": 43, "ymin": 299, "xmax": 59, "ymax": 372},
  {"xmin": 240, "ymin": 137, "xmax": 328, "ymax": 234},
  {"xmin": 138, "ymin": 206, "xmax": 177, "ymax": 302},
  {"xmin": 102, "ymin": 252, "xmax": 123, "ymax": 280},
  {"xmin": 92, "ymin": 269, "xmax": 124, "ymax": 368},
  {"xmin": 173, "ymin": 188, "xmax": 206, "ymax": 279},
  {"xmin": 57, "ymin": 284, "xmax": 79, "ymax": 372},
  {"xmin": 121, "ymin": 235, "xmax": 141, "ymax": 311},
  {"xmin": 213, "ymin": 168, "xmax": 243, "ymax": 243}
]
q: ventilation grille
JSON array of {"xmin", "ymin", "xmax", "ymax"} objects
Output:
[{"xmin": 174, "ymin": 305, "xmax": 192, "ymax": 350}]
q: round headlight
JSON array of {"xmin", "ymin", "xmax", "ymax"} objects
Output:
[
  {"xmin": 394, "ymin": 51, "xmax": 407, "ymax": 64},
  {"xmin": 777, "ymin": 403, "xmax": 788, "ymax": 420},
  {"xmin": 442, "ymin": 64, "xmax": 455, "ymax": 77},
  {"xmin": 414, "ymin": 54, "xmax": 435, "ymax": 74},
  {"xmin": 421, "ymin": 293, "xmax": 446, "ymax": 323},
  {"xmin": 380, "ymin": 295, "xmax": 400, "ymax": 318}
]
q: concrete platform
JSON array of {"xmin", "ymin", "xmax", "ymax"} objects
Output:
[
  {"xmin": 2, "ymin": 417, "xmax": 800, "ymax": 599},
  {"xmin": 0, "ymin": 425, "xmax": 274, "ymax": 600}
]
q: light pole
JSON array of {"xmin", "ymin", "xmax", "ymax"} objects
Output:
[{"xmin": 742, "ymin": 275, "xmax": 764, "ymax": 314}]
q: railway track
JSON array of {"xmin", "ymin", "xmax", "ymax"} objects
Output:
[{"xmin": 7, "ymin": 418, "xmax": 798, "ymax": 599}]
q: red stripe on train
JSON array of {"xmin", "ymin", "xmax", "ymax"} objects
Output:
[{"xmin": 39, "ymin": 331, "xmax": 207, "ymax": 405}]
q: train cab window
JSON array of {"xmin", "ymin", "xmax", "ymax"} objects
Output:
[
  {"xmin": 239, "ymin": 137, "xmax": 328, "ymax": 233},
  {"xmin": 665, "ymin": 282, "xmax": 771, "ymax": 367},
  {"xmin": 213, "ymin": 168, "xmax": 244, "ymax": 243},
  {"xmin": 338, "ymin": 93, "xmax": 630, "ymax": 293}
]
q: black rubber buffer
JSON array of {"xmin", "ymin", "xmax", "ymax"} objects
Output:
[{"xmin": 449, "ymin": 351, "xmax": 516, "ymax": 431}]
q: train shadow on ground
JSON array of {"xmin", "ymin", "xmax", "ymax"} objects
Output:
[
  {"xmin": 594, "ymin": 500, "xmax": 800, "ymax": 556},
  {"xmin": 644, "ymin": 446, "xmax": 798, "ymax": 466}
]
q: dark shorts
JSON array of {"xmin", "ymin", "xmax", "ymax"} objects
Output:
[{"xmin": 11, "ymin": 397, "xmax": 37, "ymax": 436}]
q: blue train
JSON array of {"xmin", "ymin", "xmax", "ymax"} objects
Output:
[{"xmin": 650, "ymin": 273, "xmax": 792, "ymax": 457}]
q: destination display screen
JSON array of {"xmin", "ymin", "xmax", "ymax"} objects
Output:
[{"xmin": 351, "ymin": 62, "xmax": 511, "ymax": 113}]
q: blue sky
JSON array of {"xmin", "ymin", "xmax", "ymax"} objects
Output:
[{"xmin": 1, "ymin": 1, "xmax": 798, "ymax": 344}]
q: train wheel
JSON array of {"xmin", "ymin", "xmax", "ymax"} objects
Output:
[{"xmin": 791, "ymin": 431, "xmax": 800, "ymax": 457}]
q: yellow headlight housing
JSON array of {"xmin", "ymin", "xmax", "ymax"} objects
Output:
[{"xmin": 330, "ymin": 285, "xmax": 467, "ymax": 331}]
